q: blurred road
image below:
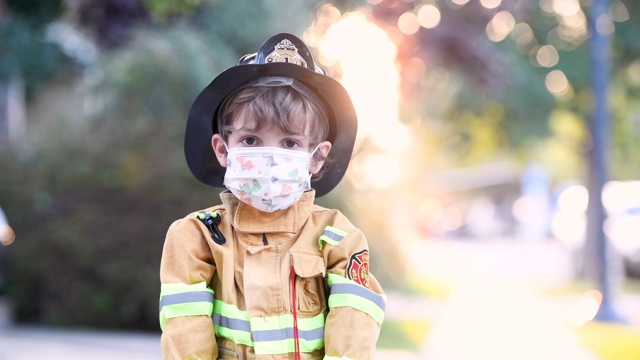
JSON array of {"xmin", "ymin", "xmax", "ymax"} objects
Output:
[
  {"xmin": 381, "ymin": 237, "xmax": 640, "ymax": 360},
  {"xmin": 1, "ymin": 237, "xmax": 638, "ymax": 359},
  {"xmin": 0, "ymin": 325, "xmax": 161, "ymax": 360}
]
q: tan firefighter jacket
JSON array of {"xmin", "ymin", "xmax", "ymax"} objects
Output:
[{"xmin": 159, "ymin": 190, "xmax": 386, "ymax": 360}]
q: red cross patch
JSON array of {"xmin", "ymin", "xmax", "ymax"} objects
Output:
[{"xmin": 347, "ymin": 250, "xmax": 370, "ymax": 288}]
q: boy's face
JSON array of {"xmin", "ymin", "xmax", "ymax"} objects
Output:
[{"xmin": 211, "ymin": 117, "xmax": 332, "ymax": 175}]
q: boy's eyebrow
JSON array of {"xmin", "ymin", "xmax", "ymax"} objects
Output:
[{"xmin": 232, "ymin": 124, "xmax": 309, "ymax": 136}]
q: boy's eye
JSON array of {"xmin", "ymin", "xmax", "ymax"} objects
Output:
[
  {"xmin": 241, "ymin": 137, "xmax": 257, "ymax": 146},
  {"xmin": 283, "ymin": 140, "xmax": 300, "ymax": 149}
]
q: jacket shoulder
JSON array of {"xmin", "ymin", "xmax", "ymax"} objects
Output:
[
  {"xmin": 167, "ymin": 204, "xmax": 228, "ymax": 235},
  {"xmin": 311, "ymin": 204, "xmax": 358, "ymax": 233}
]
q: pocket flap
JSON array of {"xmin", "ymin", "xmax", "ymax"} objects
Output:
[{"xmin": 290, "ymin": 251, "xmax": 325, "ymax": 278}]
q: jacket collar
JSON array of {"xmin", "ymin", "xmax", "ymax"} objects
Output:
[{"xmin": 220, "ymin": 190, "xmax": 315, "ymax": 234}]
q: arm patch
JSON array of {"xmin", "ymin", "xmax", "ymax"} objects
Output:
[{"xmin": 347, "ymin": 250, "xmax": 370, "ymax": 288}]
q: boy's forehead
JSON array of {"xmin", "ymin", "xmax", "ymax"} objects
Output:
[{"xmin": 229, "ymin": 115, "xmax": 309, "ymax": 135}]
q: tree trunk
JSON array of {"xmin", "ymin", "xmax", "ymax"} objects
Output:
[{"xmin": 0, "ymin": 78, "xmax": 26, "ymax": 146}]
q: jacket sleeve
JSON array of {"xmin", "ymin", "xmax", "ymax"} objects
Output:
[
  {"xmin": 159, "ymin": 216, "xmax": 217, "ymax": 360},
  {"xmin": 322, "ymin": 226, "xmax": 386, "ymax": 360}
]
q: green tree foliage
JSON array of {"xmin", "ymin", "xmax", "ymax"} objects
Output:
[
  {"xmin": 141, "ymin": 0, "xmax": 209, "ymax": 20},
  {"xmin": 1, "ymin": 0, "xmax": 322, "ymax": 330},
  {"xmin": 0, "ymin": 0, "xmax": 67, "ymax": 91},
  {"xmin": 370, "ymin": 0, "xmax": 556, "ymax": 175},
  {"xmin": 608, "ymin": 0, "xmax": 640, "ymax": 180},
  {"xmin": 371, "ymin": 0, "xmax": 640, "ymax": 182}
]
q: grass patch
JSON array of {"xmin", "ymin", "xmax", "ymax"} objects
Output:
[
  {"xmin": 378, "ymin": 319, "xmax": 432, "ymax": 352},
  {"xmin": 543, "ymin": 277, "xmax": 640, "ymax": 359},
  {"xmin": 577, "ymin": 322, "xmax": 640, "ymax": 360},
  {"xmin": 401, "ymin": 275, "xmax": 451, "ymax": 299},
  {"xmin": 622, "ymin": 277, "xmax": 640, "ymax": 293},
  {"xmin": 542, "ymin": 277, "xmax": 640, "ymax": 299}
]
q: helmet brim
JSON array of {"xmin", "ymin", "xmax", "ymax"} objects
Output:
[{"xmin": 184, "ymin": 61, "xmax": 357, "ymax": 197}]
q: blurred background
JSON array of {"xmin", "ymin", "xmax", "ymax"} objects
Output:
[{"xmin": 0, "ymin": 0, "xmax": 639, "ymax": 359}]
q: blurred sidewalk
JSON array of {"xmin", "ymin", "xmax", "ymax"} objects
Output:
[
  {"xmin": 378, "ymin": 237, "xmax": 640, "ymax": 360},
  {"xmin": 0, "ymin": 324, "xmax": 161, "ymax": 359},
  {"xmin": 419, "ymin": 269, "xmax": 598, "ymax": 360}
]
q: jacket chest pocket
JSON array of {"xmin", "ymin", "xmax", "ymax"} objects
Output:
[{"xmin": 290, "ymin": 251, "xmax": 327, "ymax": 315}]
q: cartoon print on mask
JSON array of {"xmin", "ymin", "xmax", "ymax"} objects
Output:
[
  {"xmin": 240, "ymin": 179, "xmax": 261, "ymax": 194},
  {"xmin": 280, "ymin": 184, "xmax": 293, "ymax": 198},
  {"xmin": 223, "ymin": 147, "xmax": 313, "ymax": 213},
  {"xmin": 263, "ymin": 155, "xmax": 279, "ymax": 167},
  {"xmin": 288, "ymin": 169, "xmax": 303, "ymax": 182},
  {"xmin": 261, "ymin": 198, "xmax": 277, "ymax": 212},
  {"xmin": 237, "ymin": 156, "xmax": 255, "ymax": 171},
  {"xmin": 237, "ymin": 191, "xmax": 253, "ymax": 205}
]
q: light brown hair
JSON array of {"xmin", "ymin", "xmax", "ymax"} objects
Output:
[{"xmin": 217, "ymin": 86, "xmax": 332, "ymax": 178}]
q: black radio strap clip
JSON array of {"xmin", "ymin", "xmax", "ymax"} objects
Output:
[{"xmin": 196, "ymin": 212, "xmax": 227, "ymax": 245}]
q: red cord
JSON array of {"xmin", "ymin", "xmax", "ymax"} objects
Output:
[{"xmin": 290, "ymin": 265, "xmax": 301, "ymax": 360}]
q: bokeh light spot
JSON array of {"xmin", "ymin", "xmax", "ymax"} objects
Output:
[
  {"xmin": 609, "ymin": 0, "xmax": 630, "ymax": 22},
  {"xmin": 487, "ymin": 11, "xmax": 516, "ymax": 42},
  {"xmin": 552, "ymin": 0, "xmax": 581, "ymax": 17},
  {"xmin": 398, "ymin": 11, "xmax": 420, "ymax": 35},
  {"xmin": 417, "ymin": 4, "xmax": 441, "ymax": 29},
  {"xmin": 511, "ymin": 23, "xmax": 537, "ymax": 54},
  {"xmin": 567, "ymin": 290, "xmax": 602, "ymax": 327},
  {"xmin": 536, "ymin": 45, "xmax": 559, "ymax": 68},
  {"xmin": 480, "ymin": 0, "xmax": 502, "ymax": 10},
  {"xmin": 596, "ymin": 13, "xmax": 615, "ymax": 36},
  {"xmin": 545, "ymin": 70, "xmax": 570, "ymax": 96}
]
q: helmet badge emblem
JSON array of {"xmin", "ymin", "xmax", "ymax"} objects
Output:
[{"xmin": 265, "ymin": 39, "xmax": 307, "ymax": 68}]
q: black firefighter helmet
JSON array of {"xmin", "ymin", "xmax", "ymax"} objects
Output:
[{"xmin": 184, "ymin": 33, "xmax": 357, "ymax": 197}]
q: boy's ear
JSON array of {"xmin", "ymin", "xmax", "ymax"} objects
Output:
[
  {"xmin": 310, "ymin": 141, "xmax": 332, "ymax": 175},
  {"xmin": 211, "ymin": 134, "xmax": 228, "ymax": 167}
]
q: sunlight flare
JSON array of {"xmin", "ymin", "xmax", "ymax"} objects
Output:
[{"xmin": 309, "ymin": 7, "xmax": 407, "ymax": 189}]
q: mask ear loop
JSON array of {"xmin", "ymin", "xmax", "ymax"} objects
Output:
[
  {"xmin": 307, "ymin": 143, "xmax": 324, "ymax": 175},
  {"xmin": 309, "ymin": 144, "xmax": 322, "ymax": 158},
  {"xmin": 307, "ymin": 144, "xmax": 322, "ymax": 169},
  {"xmin": 222, "ymin": 142, "xmax": 231, "ymax": 159}
]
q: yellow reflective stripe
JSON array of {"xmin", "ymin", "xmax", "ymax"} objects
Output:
[
  {"xmin": 249, "ymin": 313, "xmax": 324, "ymax": 331},
  {"xmin": 213, "ymin": 300, "xmax": 325, "ymax": 355},
  {"xmin": 250, "ymin": 313, "xmax": 325, "ymax": 354},
  {"xmin": 252, "ymin": 336, "xmax": 323, "ymax": 355},
  {"xmin": 318, "ymin": 226, "xmax": 348, "ymax": 249},
  {"xmin": 159, "ymin": 282, "xmax": 214, "ymax": 330},
  {"xmin": 213, "ymin": 300, "xmax": 253, "ymax": 346},
  {"xmin": 300, "ymin": 337, "xmax": 324, "ymax": 353},
  {"xmin": 326, "ymin": 274, "xmax": 386, "ymax": 325},
  {"xmin": 290, "ymin": 313, "xmax": 325, "ymax": 353}
]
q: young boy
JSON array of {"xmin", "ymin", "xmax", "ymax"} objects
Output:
[{"xmin": 159, "ymin": 33, "xmax": 386, "ymax": 360}]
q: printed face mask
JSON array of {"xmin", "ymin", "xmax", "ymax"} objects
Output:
[{"xmin": 223, "ymin": 146, "xmax": 318, "ymax": 212}]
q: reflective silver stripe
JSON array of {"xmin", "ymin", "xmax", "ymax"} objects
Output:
[
  {"xmin": 252, "ymin": 326, "xmax": 324, "ymax": 342},
  {"xmin": 321, "ymin": 229, "xmax": 345, "ymax": 242},
  {"xmin": 213, "ymin": 313, "xmax": 252, "ymax": 332},
  {"xmin": 330, "ymin": 283, "xmax": 386, "ymax": 311},
  {"xmin": 159, "ymin": 291, "xmax": 214, "ymax": 312}
]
